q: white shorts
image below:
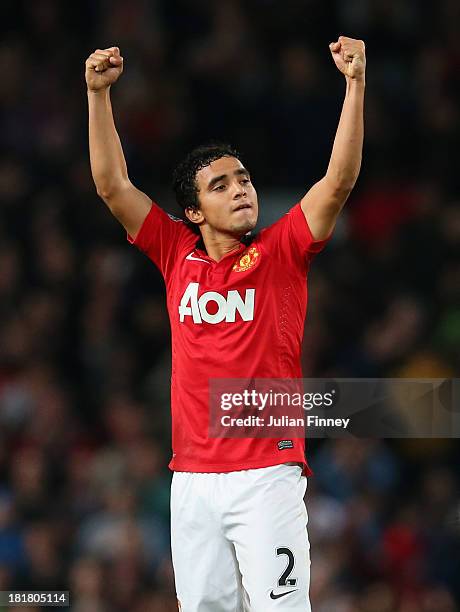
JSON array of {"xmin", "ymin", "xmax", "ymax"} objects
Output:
[{"xmin": 171, "ymin": 463, "xmax": 310, "ymax": 611}]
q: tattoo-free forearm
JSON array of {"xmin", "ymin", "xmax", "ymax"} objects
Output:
[
  {"xmin": 326, "ymin": 78, "xmax": 365, "ymax": 193},
  {"xmin": 87, "ymin": 88, "xmax": 129, "ymax": 196}
]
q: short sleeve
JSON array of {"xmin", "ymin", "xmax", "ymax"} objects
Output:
[
  {"xmin": 259, "ymin": 202, "xmax": 331, "ymax": 269},
  {"xmin": 127, "ymin": 201, "xmax": 196, "ymax": 278}
]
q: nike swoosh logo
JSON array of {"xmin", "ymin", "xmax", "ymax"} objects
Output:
[
  {"xmin": 269, "ymin": 589, "xmax": 298, "ymax": 600},
  {"xmin": 185, "ymin": 252, "xmax": 211, "ymax": 264}
]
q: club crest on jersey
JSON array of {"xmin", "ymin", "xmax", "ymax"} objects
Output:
[{"xmin": 233, "ymin": 247, "xmax": 259, "ymax": 273}]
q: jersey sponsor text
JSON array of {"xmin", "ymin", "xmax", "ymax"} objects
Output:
[{"xmin": 179, "ymin": 282, "xmax": 255, "ymax": 324}]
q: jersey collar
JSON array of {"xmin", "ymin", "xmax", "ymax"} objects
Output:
[{"xmin": 194, "ymin": 231, "xmax": 257, "ymax": 263}]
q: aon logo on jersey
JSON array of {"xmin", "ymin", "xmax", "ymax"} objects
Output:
[{"xmin": 179, "ymin": 282, "xmax": 255, "ymax": 324}]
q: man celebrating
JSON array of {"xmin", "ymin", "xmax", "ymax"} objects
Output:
[{"xmin": 86, "ymin": 36, "xmax": 365, "ymax": 612}]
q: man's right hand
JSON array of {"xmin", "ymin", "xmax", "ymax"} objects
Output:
[{"xmin": 85, "ymin": 47, "xmax": 123, "ymax": 92}]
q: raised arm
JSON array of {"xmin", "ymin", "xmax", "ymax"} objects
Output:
[
  {"xmin": 301, "ymin": 36, "xmax": 366, "ymax": 240},
  {"xmin": 86, "ymin": 46, "xmax": 151, "ymax": 238}
]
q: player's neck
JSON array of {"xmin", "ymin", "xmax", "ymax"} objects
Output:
[{"xmin": 200, "ymin": 229, "xmax": 242, "ymax": 262}]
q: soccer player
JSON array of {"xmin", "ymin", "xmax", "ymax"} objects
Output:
[{"xmin": 86, "ymin": 36, "xmax": 365, "ymax": 611}]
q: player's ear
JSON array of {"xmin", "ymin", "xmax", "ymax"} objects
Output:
[{"xmin": 185, "ymin": 206, "xmax": 204, "ymax": 225}]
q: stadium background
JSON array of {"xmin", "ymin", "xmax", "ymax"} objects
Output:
[{"xmin": 0, "ymin": 0, "xmax": 459, "ymax": 610}]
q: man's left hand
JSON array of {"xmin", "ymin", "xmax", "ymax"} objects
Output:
[{"xmin": 329, "ymin": 36, "xmax": 366, "ymax": 81}]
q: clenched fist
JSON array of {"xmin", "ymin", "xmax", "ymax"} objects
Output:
[
  {"xmin": 329, "ymin": 36, "xmax": 365, "ymax": 81},
  {"xmin": 85, "ymin": 47, "xmax": 123, "ymax": 92}
]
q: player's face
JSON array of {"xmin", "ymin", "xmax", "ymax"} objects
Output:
[{"xmin": 187, "ymin": 156, "xmax": 259, "ymax": 236}]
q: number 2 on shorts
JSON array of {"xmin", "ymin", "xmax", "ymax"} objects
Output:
[{"xmin": 276, "ymin": 547, "xmax": 297, "ymax": 587}]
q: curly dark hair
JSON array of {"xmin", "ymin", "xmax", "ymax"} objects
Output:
[{"xmin": 172, "ymin": 143, "xmax": 242, "ymax": 212}]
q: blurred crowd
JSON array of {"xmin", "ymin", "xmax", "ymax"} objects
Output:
[{"xmin": 0, "ymin": 0, "xmax": 459, "ymax": 610}]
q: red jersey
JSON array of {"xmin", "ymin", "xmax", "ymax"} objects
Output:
[{"xmin": 128, "ymin": 202, "xmax": 329, "ymax": 473}]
